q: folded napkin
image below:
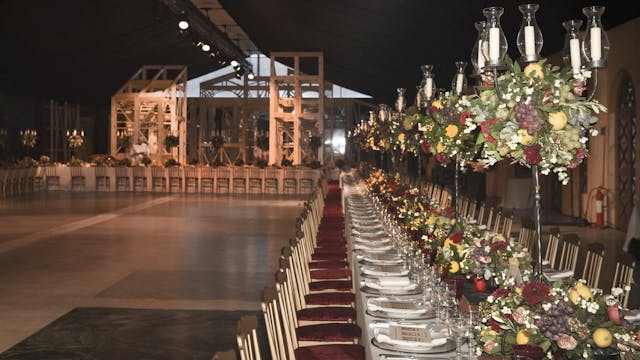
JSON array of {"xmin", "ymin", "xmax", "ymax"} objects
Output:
[
  {"xmin": 362, "ymin": 255, "xmax": 403, "ymax": 265},
  {"xmin": 374, "ymin": 333, "xmax": 447, "ymax": 349},
  {"xmin": 625, "ymin": 310, "xmax": 640, "ymax": 321},
  {"xmin": 543, "ymin": 269, "xmax": 574, "ymax": 281},
  {"xmin": 362, "ymin": 267, "xmax": 408, "ymax": 277}
]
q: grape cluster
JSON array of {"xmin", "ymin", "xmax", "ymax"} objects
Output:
[
  {"xmin": 442, "ymin": 107, "xmax": 459, "ymax": 124},
  {"xmin": 557, "ymin": 126, "xmax": 582, "ymax": 150},
  {"xmin": 515, "ymin": 100, "xmax": 543, "ymax": 135},
  {"xmin": 535, "ymin": 301, "xmax": 575, "ymax": 340}
]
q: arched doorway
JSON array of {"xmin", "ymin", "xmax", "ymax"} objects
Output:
[{"xmin": 616, "ymin": 72, "xmax": 638, "ymax": 229}]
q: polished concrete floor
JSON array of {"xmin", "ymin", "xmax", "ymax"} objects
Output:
[{"xmin": 0, "ymin": 192, "xmax": 304, "ymax": 358}]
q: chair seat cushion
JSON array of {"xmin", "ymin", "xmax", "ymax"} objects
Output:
[
  {"xmin": 311, "ymin": 269, "xmax": 351, "ymax": 280},
  {"xmin": 309, "ymin": 280, "xmax": 353, "ymax": 292},
  {"xmin": 305, "ymin": 292, "xmax": 355, "ymax": 306},
  {"xmin": 297, "ymin": 306, "xmax": 356, "ymax": 322},
  {"xmin": 294, "ymin": 344, "xmax": 365, "ymax": 360},
  {"xmin": 314, "ymin": 247, "xmax": 347, "ymax": 255},
  {"xmin": 312, "ymin": 253, "xmax": 346, "ymax": 261},
  {"xmin": 296, "ymin": 323, "xmax": 361, "ymax": 342},
  {"xmin": 309, "ymin": 260, "xmax": 349, "ymax": 269}
]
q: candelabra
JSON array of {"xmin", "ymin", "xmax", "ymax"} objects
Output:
[
  {"xmin": 67, "ymin": 129, "xmax": 85, "ymax": 149},
  {"xmin": 471, "ymin": 3, "xmax": 609, "ymax": 278}
]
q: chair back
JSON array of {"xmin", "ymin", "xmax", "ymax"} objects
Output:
[
  {"xmin": 517, "ymin": 227, "xmax": 535, "ymax": 254},
  {"xmin": 557, "ymin": 233, "xmax": 580, "ymax": 272},
  {"xmin": 237, "ymin": 315, "xmax": 262, "ymax": 360},
  {"xmin": 613, "ymin": 253, "xmax": 636, "ymax": 309},
  {"xmin": 261, "ymin": 287, "xmax": 295, "ymax": 360},
  {"xmin": 213, "ymin": 349, "xmax": 237, "ymax": 360},
  {"xmin": 544, "ymin": 228, "xmax": 561, "ymax": 268},
  {"xmin": 502, "ymin": 214, "xmax": 513, "ymax": 237},
  {"xmin": 581, "ymin": 243, "xmax": 604, "ymax": 289}
]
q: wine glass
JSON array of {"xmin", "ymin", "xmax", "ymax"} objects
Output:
[{"xmin": 449, "ymin": 314, "xmax": 472, "ymax": 360}]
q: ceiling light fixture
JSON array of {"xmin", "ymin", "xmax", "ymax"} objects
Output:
[
  {"xmin": 247, "ymin": 72, "xmax": 255, "ymax": 80},
  {"xmin": 230, "ymin": 60, "xmax": 239, "ymax": 67},
  {"xmin": 201, "ymin": 43, "xmax": 211, "ymax": 52},
  {"xmin": 178, "ymin": 20, "xmax": 189, "ymax": 30}
]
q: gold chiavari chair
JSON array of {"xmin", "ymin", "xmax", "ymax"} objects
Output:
[
  {"xmin": 95, "ymin": 166, "xmax": 110, "ymax": 191},
  {"xmin": 467, "ymin": 199, "xmax": 477, "ymax": 219},
  {"xmin": 613, "ymin": 253, "xmax": 636, "ymax": 309},
  {"xmin": 237, "ymin": 315, "xmax": 262, "ymax": 360},
  {"xmin": 216, "ymin": 167, "xmax": 231, "ymax": 193},
  {"xmin": 200, "ymin": 166, "xmax": 215, "ymax": 193},
  {"xmin": 517, "ymin": 226, "xmax": 536, "ymax": 254},
  {"xmin": 501, "ymin": 213, "xmax": 514, "ymax": 237},
  {"xmin": 491, "ymin": 210, "xmax": 503, "ymax": 233},
  {"xmin": 213, "ymin": 349, "xmax": 237, "ymax": 360},
  {"xmin": 233, "ymin": 166, "xmax": 248, "ymax": 194},
  {"xmin": 476, "ymin": 202, "xmax": 486, "ymax": 224},
  {"xmin": 248, "ymin": 167, "xmax": 263, "ymax": 194},
  {"xmin": 581, "ymin": 243, "xmax": 604, "ymax": 289},
  {"xmin": 263, "ymin": 167, "xmax": 279, "ymax": 194},
  {"xmin": 543, "ymin": 227, "xmax": 561, "ymax": 269},
  {"xmin": 168, "ymin": 166, "xmax": 183, "ymax": 192},
  {"xmin": 556, "ymin": 233, "xmax": 581, "ymax": 273},
  {"xmin": 184, "ymin": 166, "xmax": 198, "ymax": 193}
]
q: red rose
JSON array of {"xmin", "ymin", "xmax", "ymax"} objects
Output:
[
  {"xmin": 489, "ymin": 241, "xmax": 508, "ymax": 254},
  {"xmin": 436, "ymin": 154, "xmax": 451, "ymax": 164},
  {"xmin": 429, "ymin": 105, "xmax": 440, "ymax": 114},
  {"xmin": 491, "ymin": 288, "xmax": 511, "ymax": 298},
  {"xmin": 521, "ymin": 281, "xmax": 551, "ymax": 306},
  {"xmin": 449, "ymin": 231, "xmax": 464, "ymax": 244},
  {"xmin": 488, "ymin": 317, "xmax": 501, "ymax": 332},
  {"xmin": 542, "ymin": 88, "xmax": 553, "ymax": 104},
  {"xmin": 524, "ymin": 144, "xmax": 543, "ymax": 165}
]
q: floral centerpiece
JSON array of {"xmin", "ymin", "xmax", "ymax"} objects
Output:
[
  {"xmin": 390, "ymin": 106, "xmax": 423, "ymax": 155},
  {"xmin": 463, "ymin": 232, "xmax": 534, "ymax": 288},
  {"xmin": 476, "ymin": 279, "xmax": 640, "ymax": 359},
  {"xmin": 420, "ymin": 94, "xmax": 480, "ymax": 167},
  {"xmin": 470, "ymin": 58, "xmax": 605, "ymax": 184}
]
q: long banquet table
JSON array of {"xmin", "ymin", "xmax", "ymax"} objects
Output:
[{"xmin": 341, "ymin": 172, "xmax": 472, "ymax": 360}]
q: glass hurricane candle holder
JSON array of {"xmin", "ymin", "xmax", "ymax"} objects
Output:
[
  {"xmin": 471, "ymin": 21, "xmax": 488, "ymax": 76},
  {"xmin": 563, "ymin": 19, "xmax": 584, "ymax": 74},
  {"xmin": 451, "ymin": 61, "xmax": 468, "ymax": 96},
  {"xmin": 582, "ymin": 6, "xmax": 609, "ymax": 68},
  {"xmin": 395, "ymin": 88, "xmax": 406, "ymax": 113},
  {"xmin": 481, "ymin": 7, "xmax": 508, "ymax": 69},
  {"xmin": 516, "ymin": 3, "xmax": 543, "ymax": 63},
  {"xmin": 420, "ymin": 65, "xmax": 436, "ymax": 101}
]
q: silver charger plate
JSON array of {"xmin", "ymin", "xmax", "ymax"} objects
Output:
[
  {"xmin": 371, "ymin": 337, "xmax": 456, "ymax": 354},
  {"xmin": 360, "ymin": 285, "xmax": 422, "ymax": 296},
  {"xmin": 358, "ymin": 258, "xmax": 404, "ymax": 267}
]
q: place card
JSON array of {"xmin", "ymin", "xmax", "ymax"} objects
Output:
[
  {"xmin": 366, "ymin": 253, "xmax": 399, "ymax": 261},
  {"xmin": 378, "ymin": 300, "xmax": 417, "ymax": 310},
  {"xmin": 389, "ymin": 325, "xmax": 431, "ymax": 343}
]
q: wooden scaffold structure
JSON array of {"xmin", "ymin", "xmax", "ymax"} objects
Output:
[
  {"xmin": 269, "ymin": 52, "xmax": 325, "ymax": 166},
  {"xmin": 110, "ymin": 65, "xmax": 188, "ymax": 164}
]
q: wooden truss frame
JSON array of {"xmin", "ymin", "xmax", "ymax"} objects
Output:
[{"xmin": 110, "ymin": 65, "xmax": 188, "ymax": 164}]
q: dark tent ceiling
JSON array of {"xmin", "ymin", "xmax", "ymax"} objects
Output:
[{"xmin": 1, "ymin": 0, "xmax": 639, "ymax": 105}]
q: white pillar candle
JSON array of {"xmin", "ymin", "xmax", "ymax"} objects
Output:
[
  {"xmin": 569, "ymin": 38, "xmax": 582, "ymax": 73},
  {"xmin": 455, "ymin": 74, "xmax": 464, "ymax": 94},
  {"xmin": 590, "ymin": 26, "xmax": 602, "ymax": 61},
  {"xmin": 425, "ymin": 78, "xmax": 433, "ymax": 99},
  {"xmin": 489, "ymin": 27, "xmax": 500, "ymax": 61},
  {"xmin": 524, "ymin": 25, "xmax": 536, "ymax": 56},
  {"xmin": 477, "ymin": 40, "xmax": 486, "ymax": 69}
]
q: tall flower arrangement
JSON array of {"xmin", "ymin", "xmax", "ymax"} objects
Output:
[
  {"xmin": 470, "ymin": 58, "xmax": 606, "ymax": 184},
  {"xmin": 420, "ymin": 94, "xmax": 480, "ymax": 167}
]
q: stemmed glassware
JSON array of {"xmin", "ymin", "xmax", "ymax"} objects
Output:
[{"xmin": 449, "ymin": 314, "xmax": 473, "ymax": 359}]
